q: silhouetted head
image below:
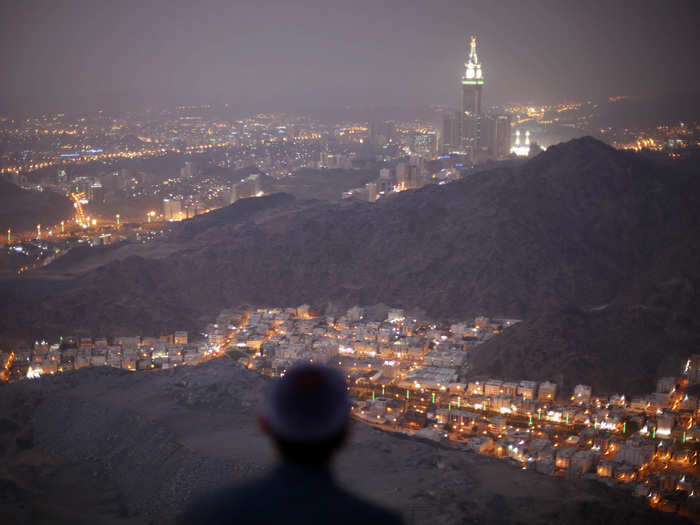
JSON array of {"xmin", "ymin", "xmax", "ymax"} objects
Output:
[{"xmin": 260, "ymin": 363, "xmax": 349, "ymax": 466}]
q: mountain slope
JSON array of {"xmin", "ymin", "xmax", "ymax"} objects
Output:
[
  {"xmin": 2, "ymin": 137, "xmax": 700, "ymax": 392},
  {"xmin": 0, "ymin": 179, "xmax": 73, "ymax": 234},
  {"xmin": 469, "ymin": 276, "xmax": 700, "ymax": 394}
]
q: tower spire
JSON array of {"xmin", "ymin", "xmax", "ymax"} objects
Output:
[{"xmin": 463, "ymin": 34, "xmax": 483, "ymax": 83}]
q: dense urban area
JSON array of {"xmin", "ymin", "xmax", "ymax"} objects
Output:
[
  {"xmin": 3, "ymin": 97, "xmax": 699, "ymax": 275},
  {"xmin": 2, "ymin": 304, "xmax": 700, "ymax": 519}
]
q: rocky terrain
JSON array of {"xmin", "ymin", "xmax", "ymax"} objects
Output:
[
  {"xmin": 0, "ymin": 179, "xmax": 73, "ymax": 235},
  {"xmin": 0, "ymin": 360, "xmax": 694, "ymax": 524},
  {"xmin": 1, "ymin": 137, "xmax": 699, "ymax": 393},
  {"xmin": 268, "ymin": 167, "xmax": 379, "ymax": 200},
  {"xmin": 469, "ymin": 276, "xmax": 700, "ymax": 394}
]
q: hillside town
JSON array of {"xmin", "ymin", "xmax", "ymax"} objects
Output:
[{"xmin": 2, "ymin": 305, "xmax": 699, "ymax": 520}]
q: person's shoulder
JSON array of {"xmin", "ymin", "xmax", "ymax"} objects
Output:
[
  {"xmin": 358, "ymin": 504, "xmax": 404, "ymax": 525},
  {"xmin": 177, "ymin": 481, "xmax": 265, "ymax": 525},
  {"xmin": 178, "ymin": 470, "xmax": 404, "ymax": 525},
  {"xmin": 335, "ymin": 488, "xmax": 404, "ymax": 525}
]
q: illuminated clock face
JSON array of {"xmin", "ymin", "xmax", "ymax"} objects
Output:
[
  {"xmin": 466, "ymin": 66, "xmax": 475, "ymax": 79},
  {"xmin": 476, "ymin": 68, "xmax": 482, "ymax": 79}
]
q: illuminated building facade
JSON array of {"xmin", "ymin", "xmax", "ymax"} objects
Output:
[
  {"xmin": 461, "ymin": 35, "xmax": 484, "ymax": 155},
  {"xmin": 410, "ymin": 132, "xmax": 437, "ymax": 158},
  {"xmin": 163, "ymin": 198, "xmax": 182, "ymax": 221}
]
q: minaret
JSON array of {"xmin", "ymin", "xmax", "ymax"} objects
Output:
[{"xmin": 460, "ymin": 35, "xmax": 484, "ymax": 155}]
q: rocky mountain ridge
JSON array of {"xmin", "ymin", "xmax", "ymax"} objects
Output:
[{"xmin": 1, "ymin": 137, "xmax": 699, "ymax": 393}]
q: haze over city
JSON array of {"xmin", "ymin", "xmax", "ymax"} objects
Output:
[
  {"xmin": 1, "ymin": 1, "xmax": 700, "ymax": 524},
  {"xmin": 2, "ymin": 0, "xmax": 700, "ymax": 114}
]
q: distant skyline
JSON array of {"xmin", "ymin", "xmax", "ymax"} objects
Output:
[{"xmin": 1, "ymin": 0, "xmax": 699, "ymax": 115}]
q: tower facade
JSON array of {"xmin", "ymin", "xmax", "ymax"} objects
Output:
[
  {"xmin": 441, "ymin": 112, "xmax": 458, "ymax": 154},
  {"xmin": 484, "ymin": 113, "xmax": 511, "ymax": 160},
  {"xmin": 461, "ymin": 35, "xmax": 484, "ymax": 154}
]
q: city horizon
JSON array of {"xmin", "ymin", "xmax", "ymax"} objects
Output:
[{"xmin": 2, "ymin": 1, "xmax": 700, "ymax": 116}]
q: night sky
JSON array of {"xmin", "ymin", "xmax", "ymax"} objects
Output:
[{"xmin": 2, "ymin": 0, "xmax": 699, "ymax": 115}]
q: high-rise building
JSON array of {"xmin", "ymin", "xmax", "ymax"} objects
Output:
[
  {"xmin": 395, "ymin": 161, "xmax": 425, "ymax": 191},
  {"xmin": 180, "ymin": 161, "xmax": 196, "ymax": 179},
  {"xmin": 377, "ymin": 168, "xmax": 393, "ymax": 194},
  {"xmin": 484, "ymin": 114, "xmax": 512, "ymax": 161},
  {"xmin": 183, "ymin": 200, "xmax": 202, "ymax": 218},
  {"xmin": 230, "ymin": 184, "xmax": 239, "ymax": 204},
  {"xmin": 163, "ymin": 199, "xmax": 171, "ymax": 220},
  {"xmin": 368, "ymin": 118, "xmax": 395, "ymax": 146},
  {"xmin": 231, "ymin": 173, "xmax": 263, "ymax": 202},
  {"xmin": 247, "ymin": 173, "xmax": 261, "ymax": 196},
  {"xmin": 366, "ymin": 182, "xmax": 378, "ymax": 203},
  {"xmin": 461, "ymin": 35, "xmax": 484, "ymax": 155},
  {"xmin": 441, "ymin": 113, "xmax": 459, "ymax": 154},
  {"xmin": 538, "ymin": 381, "xmax": 557, "ymax": 403},
  {"xmin": 395, "ymin": 162, "xmax": 409, "ymax": 190},
  {"xmin": 88, "ymin": 181, "xmax": 105, "ymax": 204},
  {"xmin": 163, "ymin": 198, "xmax": 182, "ymax": 221},
  {"xmin": 411, "ymin": 132, "xmax": 438, "ymax": 158},
  {"xmin": 493, "ymin": 114, "xmax": 511, "ymax": 160}
]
